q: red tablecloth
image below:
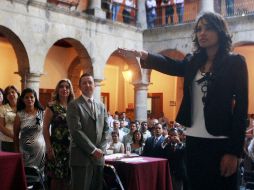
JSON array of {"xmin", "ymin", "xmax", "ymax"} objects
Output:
[
  {"xmin": 106, "ymin": 156, "xmax": 172, "ymax": 190},
  {"xmin": 0, "ymin": 152, "xmax": 27, "ymax": 190}
]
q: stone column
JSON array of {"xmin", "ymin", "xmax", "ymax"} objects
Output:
[
  {"xmin": 25, "ymin": 73, "xmax": 42, "ymax": 97},
  {"xmin": 199, "ymin": 0, "xmax": 214, "ymax": 13},
  {"xmin": 137, "ymin": 0, "xmax": 147, "ymax": 29},
  {"xmin": 87, "ymin": 0, "xmax": 106, "ymax": 19},
  {"xmin": 133, "ymin": 82, "xmax": 149, "ymax": 122},
  {"xmin": 94, "ymin": 79, "xmax": 102, "ymax": 102}
]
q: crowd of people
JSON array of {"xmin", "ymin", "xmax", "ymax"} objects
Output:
[
  {"xmin": 106, "ymin": 110, "xmax": 187, "ymax": 190},
  {"xmin": 0, "ymin": 80, "xmax": 75, "ymax": 190}
]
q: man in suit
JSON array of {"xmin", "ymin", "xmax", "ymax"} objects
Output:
[
  {"xmin": 66, "ymin": 73, "xmax": 109, "ymax": 190},
  {"xmin": 142, "ymin": 123, "xmax": 165, "ymax": 158}
]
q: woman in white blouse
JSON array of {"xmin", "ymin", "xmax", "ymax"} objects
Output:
[{"xmin": 0, "ymin": 85, "xmax": 20, "ymax": 152}]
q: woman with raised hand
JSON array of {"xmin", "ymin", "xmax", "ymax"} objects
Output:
[
  {"xmin": 118, "ymin": 11, "xmax": 248, "ymax": 190},
  {"xmin": 43, "ymin": 79, "xmax": 74, "ymax": 190}
]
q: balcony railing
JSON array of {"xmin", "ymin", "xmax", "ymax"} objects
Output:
[
  {"xmin": 46, "ymin": 0, "xmax": 254, "ymax": 28},
  {"xmin": 48, "ymin": 0, "xmax": 79, "ymax": 11},
  {"xmin": 101, "ymin": 0, "xmax": 138, "ymax": 26},
  {"xmin": 215, "ymin": 0, "xmax": 254, "ymax": 17}
]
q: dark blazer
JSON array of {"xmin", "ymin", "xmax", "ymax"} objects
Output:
[
  {"xmin": 142, "ymin": 52, "xmax": 248, "ymax": 157},
  {"xmin": 66, "ymin": 96, "xmax": 109, "ymax": 166},
  {"xmin": 164, "ymin": 143, "xmax": 187, "ymax": 180},
  {"xmin": 142, "ymin": 136, "xmax": 165, "ymax": 158}
]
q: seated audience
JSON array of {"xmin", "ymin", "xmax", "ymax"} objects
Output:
[
  {"xmin": 135, "ymin": 120, "xmax": 141, "ymax": 130},
  {"xmin": 163, "ymin": 127, "xmax": 186, "ymax": 190},
  {"xmin": 142, "ymin": 123, "xmax": 165, "ymax": 158},
  {"xmin": 13, "ymin": 88, "xmax": 45, "ymax": 171},
  {"xmin": 162, "ymin": 125, "xmax": 169, "ymax": 138},
  {"xmin": 140, "ymin": 121, "xmax": 151, "ymax": 142},
  {"xmin": 123, "ymin": 121, "xmax": 137, "ymax": 146},
  {"xmin": 120, "ymin": 120, "xmax": 130, "ymax": 134},
  {"xmin": 120, "ymin": 112, "xmax": 130, "ymax": 128},
  {"xmin": 131, "ymin": 130, "xmax": 144, "ymax": 155},
  {"xmin": 158, "ymin": 112, "xmax": 169, "ymax": 127},
  {"xmin": 107, "ymin": 120, "xmax": 125, "ymax": 142},
  {"xmin": 107, "ymin": 131, "xmax": 125, "ymax": 154}
]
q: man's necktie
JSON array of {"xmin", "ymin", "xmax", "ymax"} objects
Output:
[
  {"xmin": 88, "ymin": 99, "xmax": 94, "ymax": 114},
  {"xmin": 153, "ymin": 137, "xmax": 158, "ymax": 147}
]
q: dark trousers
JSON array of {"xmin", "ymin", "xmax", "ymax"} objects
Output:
[
  {"xmin": 71, "ymin": 165, "xmax": 104, "ymax": 190},
  {"xmin": 1, "ymin": 141, "xmax": 15, "ymax": 152},
  {"xmin": 185, "ymin": 136, "xmax": 239, "ymax": 190},
  {"xmin": 165, "ymin": 5, "xmax": 174, "ymax": 24},
  {"xmin": 122, "ymin": 9, "xmax": 131, "ymax": 24}
]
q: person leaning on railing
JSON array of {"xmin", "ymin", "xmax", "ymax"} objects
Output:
[{"xmin": 122, "ymin": 0, "xmax": 135, "ymax": 24}]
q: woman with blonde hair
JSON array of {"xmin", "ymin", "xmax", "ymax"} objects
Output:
[{"xmin": 43, "ymin": 79, "xmax": 75, "ymax": 190}]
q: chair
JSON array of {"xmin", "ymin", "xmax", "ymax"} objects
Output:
[
  {"xmin": 103, "ymin": 164, "xmax": 124, "ymax": 190},
  {"xmin": 25, "ymin": 166, "xmax": 46, "ymax": 190}
]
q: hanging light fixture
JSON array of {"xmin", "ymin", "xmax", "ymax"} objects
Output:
[{"xmin": 122, "ymin": 70, "xmax": 133, "ymax": 82}]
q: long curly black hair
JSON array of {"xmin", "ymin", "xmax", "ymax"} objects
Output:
[{"xmin": 192, "ymin": 12, "xmax": 232, "ymax": 56}]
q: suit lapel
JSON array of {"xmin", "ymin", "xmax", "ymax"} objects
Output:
[{"xmin": 79, "ymin": 96, "xmax": 96, "ymax": 120}]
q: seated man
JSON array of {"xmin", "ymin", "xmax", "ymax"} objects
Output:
[
  {"xmin": 142, "ymin": 123, "xmax": 165, "ymax": 158},
  {"xmin": 122, "ymin": 122, "xmax": 137, "ymax": 147}
]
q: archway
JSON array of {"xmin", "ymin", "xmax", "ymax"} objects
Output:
[
  {"xmin": 0, "ymin": 25, "xmax": 29, "ymax": 91},
  {"xmin": 40, "ymin": 38, "xmax": 91, "ymax": 107},
  {"xmin": 102, "ymin": 50, "xmax": 142, "ymax": 121}
]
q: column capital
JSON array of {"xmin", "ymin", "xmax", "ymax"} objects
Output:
[
  {"xmin": 132, "ymin": 81, "xmax": 150, "ymax": 90},
  {"xmin": 94, "ymin": 78, "xmax": 103, "ymax": 86}
]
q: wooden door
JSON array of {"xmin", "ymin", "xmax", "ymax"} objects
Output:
[
  {"xmin": 148, "ymin": 93, "xmax": 163, "ymax": 119},
  {"xmin": 39, "ymin": 89, "xmax": 54, "ymax": 109}
]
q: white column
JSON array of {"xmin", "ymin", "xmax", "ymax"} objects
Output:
[
  {"xmin": 87, "ymin": 0, "xmax": 106, "ymax": 18},
  {"xmin": 25, "ymin": 73, "xmax": 42, "ymax": 97},
  {"xmin": 137, "ymin": 0, "xmax": 147, "ymax": 29},
  {"xmin": 199, "ymin": 0, "xmax": 214, "ymax": 13},
  {"xmin": 133, "ymin": 82, "xmax": 149, "ymax": 122},
  {"xmin": 94, "ymin": 79, "xmax": 102, "ymax": 102}
]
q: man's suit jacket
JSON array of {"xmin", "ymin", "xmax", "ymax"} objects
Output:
[
  {"xmin": 142, "ymin": 136, "xmax": 165, "ymax": 158},
  {"xmin": 67, "ymin": 96, "xmax": 109, "ymax": 166},
  {"xmin": 142, "ymin": 52, "xmax": 248, "ymax": 157}
]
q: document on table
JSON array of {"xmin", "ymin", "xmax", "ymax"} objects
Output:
[{"xmin": 120, "ymin": 157, "xmax": 147, "ymax": 163}]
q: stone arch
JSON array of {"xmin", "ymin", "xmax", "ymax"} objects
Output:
[
  {"xmin": 0, "ymin": 25, "xmax": 29, "ymax": 89},
  {"xmin": 232, "ymin": 41, "xmax": 254, "ymax": 114},
  {"xmin": 110, "ymin": 50, "xmax": 142, "ymax": 83},
  {"xmin": 42, "ymin": 38, "xmax": 92, "ymax": 97},
  {"xmin": 101, "ymin": 49, "xmax": 142, "ymax": 118}
]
